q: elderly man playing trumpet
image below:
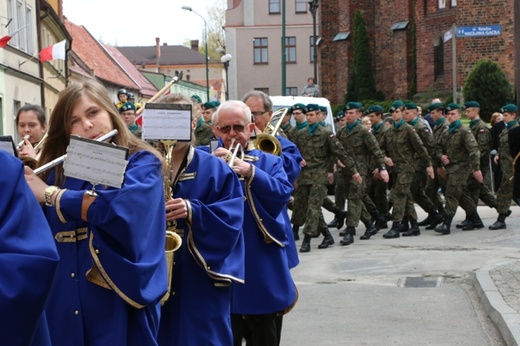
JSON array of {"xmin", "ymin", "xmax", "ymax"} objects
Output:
[{"xmin": 213, "ymin": 100, "xmax": 297, "ymax": 346}]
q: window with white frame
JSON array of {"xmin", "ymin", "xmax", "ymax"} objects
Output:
[
  {"xmin": 6, "ymin": 0, "xmax": 34, "ymax": 54},
  {"xmin": 269, "ymin": 0, "xmax": 281, "ymax": 14},
  {"xmin": 296, "ymin": 0, "xmax": 307, "ymax": 13},
  {"xmin": 439, "ymin": 0, "xmax": 446, "ymax": 9}
]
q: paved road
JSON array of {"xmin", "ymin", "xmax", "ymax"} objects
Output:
[{"xmin": 281, "ymin": 204, "xmax": 520, "ymax": 345}]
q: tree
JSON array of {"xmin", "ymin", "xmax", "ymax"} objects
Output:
[
  {"xmin": 463, "ymin": 59, "xmax": 514, "ymax": 122},
  {"xmin": 346, "ymin": 10, "xmax": 379, "ymax": 102},
  {"xmin": 204, "ymin": 0, "xmax": 226, "ymax": 61}
]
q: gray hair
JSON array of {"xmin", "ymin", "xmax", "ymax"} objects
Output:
[{"xmin": 213, "ymin": 100, "xmax": 252, "ymax": 125}]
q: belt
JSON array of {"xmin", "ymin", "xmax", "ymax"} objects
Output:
[{"xmin": 55, "ymin": 227, "xmax": 88, "ymax": 243}]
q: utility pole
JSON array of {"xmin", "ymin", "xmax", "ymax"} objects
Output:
[
  {"xmin": 515, "ymin": 0, "xmax": 520, "ymax": 103},
  {"xmin": 282, "ymin": 0, "xmax": 287, "ymax": 96},
  {"xmin": 309, "ymin": 0, "xmax": 319, "ymax": 85}
]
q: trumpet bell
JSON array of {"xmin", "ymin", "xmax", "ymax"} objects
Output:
[{"xmin": 252, "ymin": 133, "xmax": 282, "ymax": 156}]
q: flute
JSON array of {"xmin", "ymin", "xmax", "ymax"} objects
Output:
[{"xmin": 33, "ymin": 130, "xmax": 118, "ymax": 175}]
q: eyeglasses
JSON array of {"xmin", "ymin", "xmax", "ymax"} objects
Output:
[
  {"xmin": 217, "ymin": 124, "xmax": 246, "ymax": 134},
  {"xmin": 251, "ymin": 111, "xmax": 267, "ymax": 117}
]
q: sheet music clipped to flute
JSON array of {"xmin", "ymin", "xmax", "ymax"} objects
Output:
[
  {"xmin": 63, "ymin": 136, "xmax": 129, "ymax": 188},
  {"xmin": 141, "ymin": 103, "xmax": 192, "ymax": 141},
  {"xmin": 0, "ymin": 136, "xmax": 16, "ymax": 156}
]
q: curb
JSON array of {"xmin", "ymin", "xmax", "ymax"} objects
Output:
[{"xmin": 474, "ymin": 262, "xmax": 520, "ymax": 346}]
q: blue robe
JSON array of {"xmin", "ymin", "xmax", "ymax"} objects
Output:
[
  {"xmin": 44, "ymin": 150, "xmax": 168, "ymax": 346},
  {"xmin": 232, "ymin": 147, "xmax": 298, "ymax": 315},
  {"xmin": 0, "ymin": 151, "xmax": 59, "ymax": 346},
  {"xmin": 158, "ymin": 147, "xmax": 245, "ymax": 346}
]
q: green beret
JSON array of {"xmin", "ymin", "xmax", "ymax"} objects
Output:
[
  {"xmin": 428, "ymin": 102, "xmax": 445, "ymax": 112},
  {"xmin": 336, "ymin": 110, "xmax": 345, "ymax": 119},
  {"xmin": 191, "ymin": 95, "xmax": 202, "ymax": 104},
  {"xmin": 405, "ymin": 102, "xmax": 418, "ymax": 110},
  {"xmin": 203, "ymin": 101, "xmax": 217, "ymax": 110},
  {"xmin": 305, "ymin": 103, "xmax": 320, "ymax": 113},
  {"xmin": 464, "ymin": 101, "xmax": 480, "ymax": 109},
  {"xmin": 343, "ymin": 102, "xmax": 363, "ymax": 111},
  {"xmin": 214, "ymin": 101, "xmax": 221, "ymax": 107},
  {"xmin": 319, "ymin": 105, "xmax": 327, "ymax": 113},
  {"xmin": 290, "ymin": 103, "xmax": 306, "ymax": 113},
  {"xmin": 118, "ymin": 101, "xmax": 136, "ymax": 113},
  {"xmin": 365, "ymin": 105, "xmax": 384, "ymax": 114},
  {"xmin": 446, "ymin": 103, "xmax": 461, "ymax": 111},
  {"xmin": 389, "ymin": 100, "xmax": 404, "ymax": 112},
  {"xmin": 501, "ymin": 104, "xmax": 518, "ymax": 113}
]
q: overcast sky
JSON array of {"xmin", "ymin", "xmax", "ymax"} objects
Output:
[{"xmin": 62, "ymin": 0, "xmax": 211, "ymax": 47}]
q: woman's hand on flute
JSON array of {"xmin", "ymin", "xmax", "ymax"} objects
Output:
[{"xmin": 24, "ymin": 166, "xmax": 48, "ymax": 203}]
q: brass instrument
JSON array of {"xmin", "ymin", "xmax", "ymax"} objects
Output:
[
  {"xmin": 17, "ymin": 135, "xmax": 39, "ymax": 169},
  {"xmin": 252, "ymin": 107, "xmax": 289, "ymax": 156},
  {"xmin": 160, "ymin": 139, "xmax": 182, "ymax": 305},
  {"xmin": 227, "ymin": 138, "xmax": 244, "ymax": 167}
]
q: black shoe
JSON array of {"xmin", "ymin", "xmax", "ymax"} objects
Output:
[
  {"xmin": 456, "ymin": 219, "xmax": 471, "ymax": 229},
  {"xmin": 327, "ymin": 218, "xmax": 339, "ymax": 228},
  {"xmin": 360, "ymin": 229, "xmax": 373, "ymax": 240},
  {"xmin": 383, "ymin": 222, "xmax": 402, "ymax": 239},
  {"xmin": 434, "ymin": 223, "xmax": 450, "ymax": 235},
  {"xmin": 318, "ymin": 229, "xmax": 335, "ymax": 249},
  {"xmin": 402, "ymin": 220, "xmax": 420, "ymax": 236},
  {"xmin": 335, "ymin": 209, "xmax": 347, "ymax": 229},
  {"xmin": 299, "ymin": 235, "xmax": 311, "ymax": 252},
  {"xmin": 426, "ymin": 213, "xmax": 444, "ymax": 230},
  {"xmin": 376, "ymin": 216, "xmax": 388, "ymax": 230},
  {"xmin": 417, "ymin": 215, "xmax": 432, "ymax": 226},
  {"xmin": 340, "ymin": 233, "xmax": 354, "ymax": 245},
  {"xmin": 340, "ymin": 227, "xmax": 355, "ymax": 245},
  {"xmin": 488, "ymin": 220, "xmax": 506, "ymax": 230}
]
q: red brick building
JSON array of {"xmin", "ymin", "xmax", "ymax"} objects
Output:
[{"xmin": 320, "ymin": 0, "xmax": 515, "ymax": 106}]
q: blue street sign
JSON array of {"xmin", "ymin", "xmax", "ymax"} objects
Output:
[{"xmin": 456, "ymin": 25, "xmax": 502, "ymax": 38}]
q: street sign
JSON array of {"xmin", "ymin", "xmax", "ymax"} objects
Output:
[{"xmin": 456, "ymin": 25, "xmax": 502, "ymax": 38}]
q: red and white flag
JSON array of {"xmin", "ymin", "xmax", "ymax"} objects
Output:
[
  {"xmin": 0, "ymin": 25, "xmax": 29, "ymax": 48},
  {"xmin": 40, "ymin": 40, "xmax": 67, "ymax": 62}
]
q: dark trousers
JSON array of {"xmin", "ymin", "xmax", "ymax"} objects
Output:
[{"xmin": 231, "ymin": 313, "xmax": 282, "ymax": 346}]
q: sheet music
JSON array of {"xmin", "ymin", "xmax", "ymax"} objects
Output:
[
  {"xmin": 141, "ymin": 103, "xmax": 192, "ymax": 141},
  {"xmin": 0, "ymin": 136, "xmax": 17, "ymax": 156},
  {"xmin": 210, "ymin": 139, "xmax": 219, "ymax": 153},
  {"xmin": 63, "ymin": 136, "xmax": 128, "ymax": 188}
]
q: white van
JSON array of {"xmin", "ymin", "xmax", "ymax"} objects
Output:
[{"xmin": 269, "ymin": 95, "xmax": 336, "ymax": 134}]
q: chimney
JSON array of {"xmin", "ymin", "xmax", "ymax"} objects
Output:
[
  {"xmin": 190, "ymin": 40, "xmax": 199, "ymax": 52},
  {"xmin": 155, "ymin": 37, "xmax": 161, "ymax": 60}
]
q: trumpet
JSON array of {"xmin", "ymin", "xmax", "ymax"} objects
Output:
[
  {"xmin": 17, "ymin": 135, "xmax": 30, "ymax": 150},
  {"xmin": 252, "ymin": 107, "xmax": 288, "ymax": 156},
  {"xmin": 227, "ymin": 138, "xmax": 244, "ymax": 167}
]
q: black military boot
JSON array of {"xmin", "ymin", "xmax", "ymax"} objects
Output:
[
  {"xmin": 299, "ymin": 234, "xmax": 311, "ymax": 252},
  {"xmin": 400, "ymin": 218, "xmax": 410, "ymax": 232},
  {"xmin": 339, "ymin": 226, "xmax": 356, "ymax": 236},
  {"xmin": 456, "ymin": 214, "xmax": 471, "ymax": 229},
  {"xmin": 292, "ymin": 224, "xmax": 300, "ymax": 241},
  {"xmin": 462, "ymin": 213, "xmax": 484, "ymax": 231},
  {"xmin": 334, "ymin": 208, "xmax": 347, "ymax": 229},
  {"xmin": 402, "ymin": 219, "xmax": 421, "ymax": 236},
  {"xmin": 489, "ymin": 212, "xmax": 508, "ymax": 230},
  {"xmin": 327, "ymin": 218, "xmax": 339, "ymax": 228},
  {"xmin": 426, "ymin": 212, "xmax": 444, "ymax": 230},
  {"xmin": 360, "ymin": 220, "xmax": 378, "ymax": 240},
  {"xmin": 383, "ymin": 222, "xmax": 402, "ymax": 239},
  {"xmin": 417, "ymin": 214, "xmax": 432, "ymax": 226},
  {"xmin": 434, "ymin": 216, "xmax": 452, "ymax": 235},
  {"xmin": 318, "ymin": 228, "xmax": 335, "ymax": 249},
  {"xmin": 339, "ymin": 226, "xmax": 355, "ymax": 245}
]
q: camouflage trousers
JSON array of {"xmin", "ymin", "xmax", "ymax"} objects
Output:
[
  {"xmin": 466, "ymin": 171, "xmax": 496, "ymax": 209},
  {"xmin": 291, "ymin": 183, "xmax": 328, "ymax": 236},
  {"xmin": 412, "ymin": 170, "xmax": 436, "ymax": 213},
  {"xmin": 391, "ymin": 172, "xmax": 417, "ymax": 222},
  {"xmin": 336, "ymin": 173, "xmax": 372, "ymax": 227},
  {"xmin": 425, "ymin": 170, "xmax": 446, "ymax": 213},
  {"xmin": 444, "ymin": 170, "xmax": 477, "ymax": 218},
  {"xmin": 366, "ymin": 173, "xmax": 389, "ymax": 217},
  {"xmin": 496, "ymin": 166, "xmax": 514, "ymax": 213}
]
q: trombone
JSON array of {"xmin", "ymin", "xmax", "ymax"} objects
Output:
[{"xmin": 252, "ymin": 107, "xmax": 289, "ymax": 156}]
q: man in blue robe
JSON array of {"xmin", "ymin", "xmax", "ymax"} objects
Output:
[
  {"xmin": 213, "ymin": 100, "xmax": 297, "ymax": 346},
  {"xmin": 0, "ymin": 150, "xmax": 59, "ymax": 345}
]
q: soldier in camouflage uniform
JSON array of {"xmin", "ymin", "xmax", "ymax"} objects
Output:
[
  {"xmin": 489, "ymin": 104, "xmax": 519, "ymax": 230},
  {"xmin": 404, "ymin": 103, "xmax": 443, "ymax": 233},
  {"xmin": 286, "ymin": 103, "xmax": 307, "ymax": 143},
  {"xmin": 434, "ymin": 103, "xmax": 483, "ymax": 234},
  {"xmin": 366, "ymin": 105, "xmax": 390, "ymax": 227},
  {"xmin": 420, "ymin": 102, "xmax": 449, "ymax": 229},
  {"xmin": 456, "ymin": 101, "xmax": 496, "ymax": 229},
  {"xmin": 293, "ymin": 104, "xmax": 360, "ymax": 252},
  {"xmin": 336, "ymin": 102, "xmax": 389, "ymax": 243},
  {"xmin": 379, "ymin": 100, "xmax": 434, "ymax": 239}
]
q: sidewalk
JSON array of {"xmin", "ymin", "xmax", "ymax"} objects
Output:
[{"xmin": 475, "ymin": 260, "xmax": 520, "ymax": 346}]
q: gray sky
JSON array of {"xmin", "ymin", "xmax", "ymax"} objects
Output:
[{"xmin": 62, "ymin": 0, "xmax": 210, "ymax": 47}]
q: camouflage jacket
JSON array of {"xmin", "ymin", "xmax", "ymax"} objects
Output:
[
  {"xmin": 409, "ymin": 118, "xmax": 435, "ymax": 171},
  {"xmin": 432, "ymin": 117, "xmax": 450, "ymax": 167},
  {"xmin": 498, "ymin": 121, "xmax": 519, "ymax": 175},
  {"xmin": 436, "ymin": 123, "xmax": 480, "ymax": 174},
  {"xmin": 379, "ymin": 121, "xmax": 431, "ymax": 174},
  {"xmin": 295, "ymin": 125, "xmax": 357, "ymax": 184},
  {"xmin": 469, "ymin": 119, "xmax": 492, "ymax": 172},
  {"xmin": 194, "ymin": 121, "xmax": 214, "ymax": 146}
]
